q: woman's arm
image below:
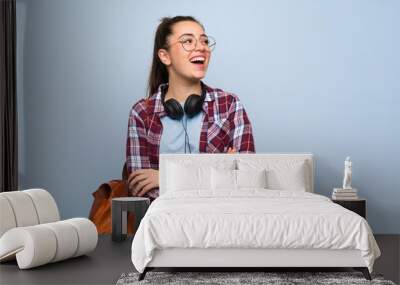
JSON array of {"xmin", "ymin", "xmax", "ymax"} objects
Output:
[
  {"xmin": 227, "ymin": 95, "xmax": 256, "ymax": 153},
  {"xmin": 126, "ymin": 101, "xmax": 152, "ymax": 172},
  {"xmin": 126, "ymin": 102, "xmax": 159, "ymax": 197}
]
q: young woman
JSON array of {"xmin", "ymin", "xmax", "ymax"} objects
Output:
[{"xmin": 126, "ymin": 16, "xmax": 255, "ymax": 201}]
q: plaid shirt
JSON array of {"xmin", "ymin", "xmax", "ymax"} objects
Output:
[{"xmin": 126, "ymin": 81, "xmax": 255, "ymax": 199}]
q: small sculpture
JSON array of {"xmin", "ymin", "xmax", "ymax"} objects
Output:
[{"xmin": 342, "ymin": 156, "xmax": 352, "ymax": 189}]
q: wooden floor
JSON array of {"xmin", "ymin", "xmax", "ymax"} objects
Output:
[{"xmin": 0, "ymin": 234, "xmax": 398, "ymax": 285}]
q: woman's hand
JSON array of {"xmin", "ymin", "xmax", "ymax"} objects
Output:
[
  {"xmin": 128, "ymin": 169, "xmax": 159, "ymax": 197},
  {"xmin": 227, "ymin": 147, "xmax": 237, "ymax": 154}
]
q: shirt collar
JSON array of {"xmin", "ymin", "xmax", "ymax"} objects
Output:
[{"xmin": 150, "ymin": 80, "xmax": 215, "ymax": 117}]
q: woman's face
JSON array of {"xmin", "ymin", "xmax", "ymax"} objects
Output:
[{"xmin": 158, "ymin": 21, "xmax": 212, "ymax": 82}]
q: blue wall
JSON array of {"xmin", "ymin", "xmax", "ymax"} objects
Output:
[{"xmin": 16, "ymin": 0, "xmax": 400, "ymax": 233}]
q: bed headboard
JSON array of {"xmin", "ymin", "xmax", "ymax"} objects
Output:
[{"xmin": 159, "ymin": 153, "xmax": 314, "ymax": 195}]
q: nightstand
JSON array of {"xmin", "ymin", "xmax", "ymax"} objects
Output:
[
  {"xmin": 332, "ymin": 198, "xmax": 366, "ymax": 219},
  {"xmin": 111, "ymin": 197, "xmax": 150, "ymax": 242}
]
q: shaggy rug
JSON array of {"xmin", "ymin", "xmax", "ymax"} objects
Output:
[{"xmin": 116, "ymin": 271, "xmax": 396, "ymax": 285}]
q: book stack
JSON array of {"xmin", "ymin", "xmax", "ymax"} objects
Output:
[{"xmin": 332, "ymin": 188, "xmax": 358, "ymax": 200}]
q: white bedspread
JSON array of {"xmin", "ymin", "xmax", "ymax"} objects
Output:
[{"xmin": 131, "ymin": 190, "xmax": 380, "ymax": 273}]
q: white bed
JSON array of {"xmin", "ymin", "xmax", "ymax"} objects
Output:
[{"xmin": 131, "ymin": 153, "xmax": 380, "ymax": 280}]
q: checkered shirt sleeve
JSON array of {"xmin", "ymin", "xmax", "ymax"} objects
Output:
[
  {"xmin": 126, "ymin": 100, "xmax": 159, "ymax": 199},
  {"xmin": 228, "ymin": 94, "xmax": 255, "ymax": 153}
]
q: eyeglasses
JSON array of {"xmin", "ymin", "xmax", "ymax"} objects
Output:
[{"xmin": 167, "ymin": 34, "xmax": 216, "ymax": 52}]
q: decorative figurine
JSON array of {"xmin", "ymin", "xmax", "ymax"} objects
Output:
[{"xmin": 342, "ymin": 156, "xmax": 352, "ymax": 190}]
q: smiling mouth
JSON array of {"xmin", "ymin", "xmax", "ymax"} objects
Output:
[
  {"xmin": 191, "ymin": 60, "xmax": 205, "ymax": 65},
  {"xmin": 190, "ymin": 56, "xmax": 206, "ymax": 65}
]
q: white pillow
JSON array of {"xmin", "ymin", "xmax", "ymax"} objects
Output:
[
  {"xmin": 211, "ymin": 168, "xmax": 267, "ymax": 190},
  {"xmin": 211, "ymin": 168, "xmax": 236, "ymax": 190},
  {"xmin": 167, "ymin": 162, "xmax": 211, "ymax": 192},
  {"xmin": 236, "ymin": 169, "xmax": 267, "ymax": 189},
  {"xmin": 164, "ymin": 158, "xmax": 236, "ymax": 193},
  {"xmin": 266, "ymin": 163, "xmax": 306, "ymax": 191},
  {"xmin": 237, "ymin": 159, "xmax": 308, "ymax": 191}
]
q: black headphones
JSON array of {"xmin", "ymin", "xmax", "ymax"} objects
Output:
[{"xmin": 161, "ymin": 82, "xmax": 206, "ymax": 120}]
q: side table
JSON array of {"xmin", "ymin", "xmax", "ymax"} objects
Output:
[
  {"xmin": 112, "ymin": 197, "xmax": 150, "ymax": 242},
  {"xmin": 332, "ymin": 198, "xmax": 366, "ymax": 219}
]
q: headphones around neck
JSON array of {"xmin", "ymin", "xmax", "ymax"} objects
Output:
[{"xmin": 161, "ymin": 82, "xmax": 206, "ymax": 120}]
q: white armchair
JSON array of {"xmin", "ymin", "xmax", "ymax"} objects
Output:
[{"xmin": 0, "ymin": 189, "xmax": 98, "ymax": 269}]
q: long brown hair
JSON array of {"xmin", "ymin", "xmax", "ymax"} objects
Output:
[{"xmin": 147, "ymin": 16, "xmax": 204, "ymax": 98}]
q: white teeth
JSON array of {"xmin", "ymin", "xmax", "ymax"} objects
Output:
[{"xmin": 190, "ymin": 56, "xmax": 205, "ymax": 62}]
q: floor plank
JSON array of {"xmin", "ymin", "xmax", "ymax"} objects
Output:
[
  {"xmin": 0, "ymin": 234, "xmax": 398, "ymax": 285},
  {"xmin": 374, "ymin": 234, "xmax": 400, "ymax": 284},
  {"xmin": 0, "ymin": 235, "xmax": 134, "ymax": 285}
]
